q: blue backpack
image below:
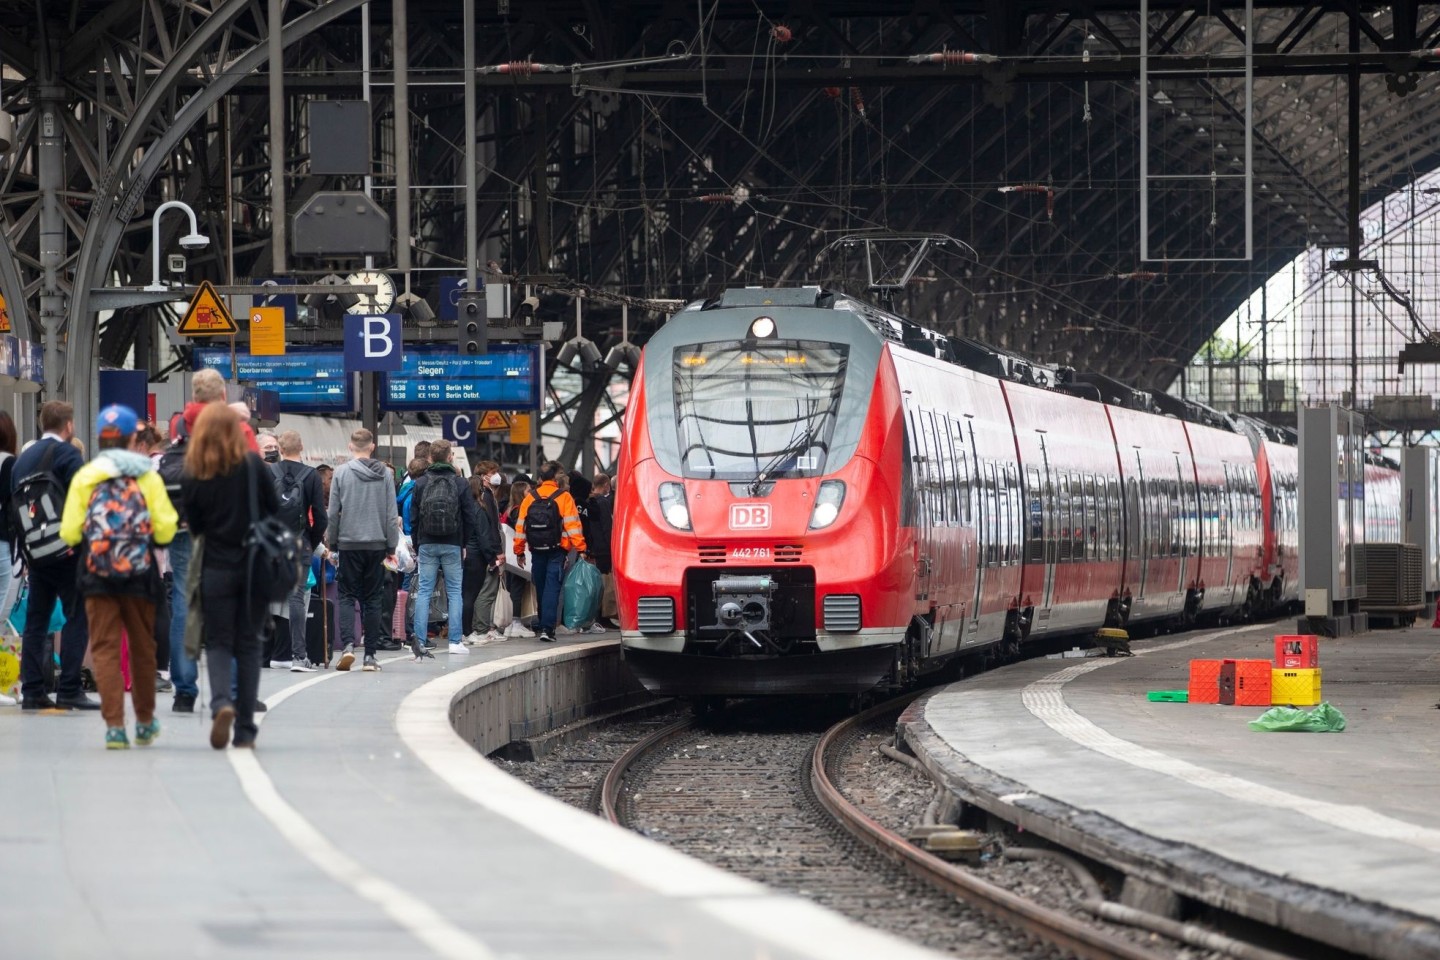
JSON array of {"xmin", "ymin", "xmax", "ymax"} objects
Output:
[{"xmin": 397, "ymin": 480, "xmax": 417, "ymax": 536}]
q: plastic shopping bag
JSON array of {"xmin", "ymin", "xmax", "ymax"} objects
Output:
[
  {"xmin": 492, "ymin": 584, "xmax": 514, "ymax": 629},
  {"xmin": 1248, "ymin": 702, "xmax": 1347, "ymax": 733},
  {"xmin": 8, "ymin": 581, "xmax": 65, "ymax": 636},
  {"xmin": 395, "ymin": 536, "xmax": 417, "ymax": 574},
  {"xmin": 562, "ymin": 557, "xmax": 603, "ymax": 630}
]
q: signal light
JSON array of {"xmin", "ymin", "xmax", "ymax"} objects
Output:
[{"xmin": 458, "ymin": 294, "xmax": 487, "ymax": 356}]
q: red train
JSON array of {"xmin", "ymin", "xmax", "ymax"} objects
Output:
[{"xmin": 612, "ymin": 287, "xmax": 1399, "ymax": 696}]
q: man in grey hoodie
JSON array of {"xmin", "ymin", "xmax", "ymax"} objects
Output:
[{"xmin": 326, "ymin": 429, "xmax": 398, "ymax": 672}]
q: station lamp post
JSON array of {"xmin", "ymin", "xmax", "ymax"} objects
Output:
[{"xmin": 143, "ymin": 200, "xmax": 210, "ymax": 292}]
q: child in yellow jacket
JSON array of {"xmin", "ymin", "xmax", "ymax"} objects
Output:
[{"xmin": 59, "ymin": 405, "xmax": 178, "ymax": 750}]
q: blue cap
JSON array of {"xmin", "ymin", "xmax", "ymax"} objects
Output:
[{"xmin": 96, "ymin": 404, "xmax": 139, "ymax": 439}]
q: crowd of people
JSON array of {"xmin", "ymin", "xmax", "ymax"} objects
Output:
[{"xmin": 0, "ymin": 368, "xmax": 619, "ymax": 751}]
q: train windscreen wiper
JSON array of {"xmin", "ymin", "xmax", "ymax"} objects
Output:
[{"xmin": 747, "ymin": 421, "xmax": 824, "ymax": 497}]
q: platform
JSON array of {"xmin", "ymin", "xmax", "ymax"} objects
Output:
[
  {"xmin": 903, "ymin": 622, "xmax": 1440, "ymax": 960},
  {"xmin": 0, "ymin": 634, "xmax": 938, "ymax": 960}
]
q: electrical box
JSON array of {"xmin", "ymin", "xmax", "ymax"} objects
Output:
[{"xmin": 1305, "ymin": 588, "xmax": 1329, "ymax": 617}]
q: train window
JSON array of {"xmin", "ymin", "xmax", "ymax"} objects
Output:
[
  {"xmin": 930, "ymin": 414, "xmax": 952, "ymax": 526},
  {"xmin": 1004, "ymin": 464, "xmax": 1018, "ymax": 564},
  {"xmin": 1108, "ymin": 477, "xmax": 1121, "ymax": 561},
  {"xmin": 1025, "ymin": 467, "xmax": 1044, "ymax": 563},
  {"xmin": 953, "ymin": 425, "xmax": 971, "ymax": 525},
  {"xmin": 671, "ymin": 339, "xmax": 849, "ymax": 481},
  {"xmin": 1086, "ymin": 475, "xmax": 1100, "ymax": 561},
  {"xmin": 986, "ymin": 461, "xmax": 1002, "ymax": 567},
  {"xmin": 900, "ymin": 415, "xmax": 916, "ymax": 527}
]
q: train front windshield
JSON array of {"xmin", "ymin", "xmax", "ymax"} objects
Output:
[{"xmin": 673, "ymin": 340, "xmax": 849, "ymax": 481}]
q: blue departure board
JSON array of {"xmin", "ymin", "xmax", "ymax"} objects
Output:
[
  {"xmin": 380, "ymin": 344, "xmax": 540, "ymax": 412},
  {"xmin": 193, "ymin": 347, "xmax": 353, "ymax": 413}
]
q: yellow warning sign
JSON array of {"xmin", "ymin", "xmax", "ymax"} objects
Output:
[
  {"xmin": 508, "ymin": 413, "xmax": 531, "ymax": 445},
  {"xmin": 249, "ymin": 306, "xmax": 286, "ymax": 355},
  {"xmin": 177, "ymin": 280, "xmax": 238, "ymax": 336},
  {"xmin": 478, "ymin": 410, "xmax": 510, "ymax": 432},
  {"xmin": 0, "ymin": 293, "xmax": 9, "ymax": 333}
]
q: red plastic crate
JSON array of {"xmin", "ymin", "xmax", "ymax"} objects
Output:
[
  {"xmin": 1219, "ymin": 659, "xmax": 1272, "ymax": 706},
  {"xmin": 1274, "ymin": 634, "xmax": 1319, "ymax": 669},
  {"xmin": 1188, "ymin": 659, "xmax": 1221, "ymax": 704}
]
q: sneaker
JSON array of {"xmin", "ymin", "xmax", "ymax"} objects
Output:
[
  {"xmin": 588, "ymin": 622, "xmax": 608, "ymax": 634},
  {"xmin": 555, "ymin": 624, "xmax": 578, "ymax": 636},
  {"xmin": 269, "ymin": 660, "xmax": 293, "ymax": 670},
  {"xmin": 507, "ymin": 622, "xmax": 536, "ymax": 639},
  {"xmin": 173, "ymin": 693, "xmax": 196, "ymax": 714},
  {"xmin": 134, "ymin": 718, "xmax": 160, "ymax": 747},
  {"xmin": 155, "ymin": 672, "xmax": 174, "ymax": 693},
  {"xmin": 448, "ymin": 642, "xmax": 469, "ymax": 656},
  {"xmin": 210, "ymin": 706, "xmax": 235, "ymax": 750},
  {"xmin": 484, "ymin": 629, "xmax": 507, "ymax": 643},
  {"xmin": 290, "ymin": 659, "xmax": 318, "ymax": 673},
  {"xmin": 105, "ymin": 727, "xmax": 130, "ymax": 750},
  {"xmin": 462, "ymin": 632, "xmax": 485, "ymax": 646},
  {"xmin": 336, "ymin": 644, "xmax": 356, "ymax": 671},
  {"xmin": 362, "ymin": 656, "xmax": 381, "ymax": 672},
  {"xmin": 539, "ymin": 632, "xmax": 557, "ymax": 643}
]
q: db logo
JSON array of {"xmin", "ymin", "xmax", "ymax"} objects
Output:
[{"xmin": 729, "ymin": 503, "xmax": 771, "ymax": 530}]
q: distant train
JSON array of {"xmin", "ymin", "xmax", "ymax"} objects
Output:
[{"xmin": 612, "ymin": 287, "xmax": 1401, "ymax": 697}]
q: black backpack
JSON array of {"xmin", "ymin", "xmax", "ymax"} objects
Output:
[
  {"xmin": 243, "ymin": 457, "xmax": 303, "ymax": 605},
  {"xmin": 525, "ymin": 489, "xmax": 562, "ymax": 550},
  {"xmin": 157, "ymin": 439, "xmax": 188, "ymax": 529},
  {"xmin": 418, "ymin": 473, "xmax": 461, "ymax": 538},
  {"xmin": 0, "ymin": 451, "xmax": 14, "ymax": 548},
  {"xmin": 11, "ymin": 443, "xmax": 70, "ymax": 566},
  {"xmin": 271, "ymin": 461, "xmax": 313, "ymax": 536}
]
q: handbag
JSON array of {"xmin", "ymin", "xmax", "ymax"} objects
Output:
[
  {"xmin": 492, "ymin": 584, "xmax": 514, "ymax": 629},
  {"xmin": 243, "ymin": 457, "xmax": 304, "ymax": 604},
  {"xmin": 7, "ymin": 578, "xmax": 65, "ymax": 636}
]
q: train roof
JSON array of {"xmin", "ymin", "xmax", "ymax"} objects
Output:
[{"xmin": 681, "ymin": 286, "xmax": 1241, "ymax": 435}]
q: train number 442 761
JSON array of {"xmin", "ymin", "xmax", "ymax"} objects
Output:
[{"xmin": 729, "ymin": 546, "xmax": 772, "ymax": 560}]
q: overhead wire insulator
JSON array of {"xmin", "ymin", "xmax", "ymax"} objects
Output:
[
  {"xmin": 698, "ymin": 194, "xmax": 731, "ymax": 204},
  {"xmin": 477, "ymin": 60, "xmax": 567, "ymax": 75},
  {"xmin": 997, "ymin": 183, "xmax": 1055, "ymax": 220},
  {"xmin": 770, "ymin": 24, "xmax": 793, "ymax": 43},
  {"xmin": 906, "ymin": 50, "xmax": 1000, "ymax": 66},
  {"xmin": 850, "ymin": 86, "xmax": 865, "ymax": 118},
  {"xmin": 1114, "ymin": 270, "xmax": 1159, "ymax": 282}
]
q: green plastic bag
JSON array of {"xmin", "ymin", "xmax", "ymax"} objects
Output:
[{"xmin": 1248, "ymin": 701, "xmax": 1347, "ymax": 733}]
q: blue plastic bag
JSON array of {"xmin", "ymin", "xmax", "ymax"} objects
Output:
[
  {"xmin": 8, "ymin": 581, "xmax": 65, "ymax": 636},
  {"xmin": 562, "ymin": 557, "xmax": 603, "ymax": 630}
]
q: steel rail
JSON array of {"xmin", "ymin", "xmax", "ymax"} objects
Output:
[
  {"xmin": 810, "ymin": 697, "xmax": 1173, "ymax": 960},
  {"xmin": 598, "ymin": 717, "xmax": 697, "ymax": 825}
]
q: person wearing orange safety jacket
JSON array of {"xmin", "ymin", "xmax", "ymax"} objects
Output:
[{"xmin": 512, "ymin": 460, "xmax": 586, "ymax": 643}]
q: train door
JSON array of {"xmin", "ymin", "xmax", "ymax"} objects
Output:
[
  {"xmin": 1174, "ymin": 454, "xmax": 1191, "ymax": 595},
  {"xmin": 966, "ymin": 421, "xmax": 986, "ymax": 644},
  {"xmin": 905, "ymin": 404, "xmax": 935, "ymax": 631},
  {"xmin": 1036, "ymin": 437, "xmax": 1057, "ymax": 618},
  {"xmin": 1128, "ymin": 451, "xmax": 1149, "ymax": 600}
]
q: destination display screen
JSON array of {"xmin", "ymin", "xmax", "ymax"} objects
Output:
[
  {"xmin": 193, "ymin": 348, "xmax": 353, "ymax": 413},
  {"xmin": 381, "ymin": 344, "xmax": 540, "ymax": 412}
]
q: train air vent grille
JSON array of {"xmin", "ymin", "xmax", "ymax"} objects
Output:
[
  {"xmin": 697, "ymin": 545, "xmax": 727, "ymax": 564},
  {"xmin": 775, "ymin": 545, "xmax": 803, "ymax": 563},
  {"xmin": 637, "ymin": 597, "xmax": 676, "ymax": 634},
  {"xmin": 823, "ymin": 595, "xmax": 862, "ymax": 633}
]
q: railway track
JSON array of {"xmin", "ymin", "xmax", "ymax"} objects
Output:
[{"xmin": 597, "ymin": 698, "xmax": 1185, "ymax": 960}]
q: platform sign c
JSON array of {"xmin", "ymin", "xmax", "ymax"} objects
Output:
[{"xmin": 444, "ymin": 412, "xmax": 477, "ymax": 447}]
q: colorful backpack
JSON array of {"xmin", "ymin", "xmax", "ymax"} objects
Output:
[{"xmin": 82, "ymin": 477, "xmax": 154, "ymax": 580}]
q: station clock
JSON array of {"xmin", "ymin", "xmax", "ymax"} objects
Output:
[{"xmin": 344, "ymin": 270, "xmax": 397, "ymax": 314}]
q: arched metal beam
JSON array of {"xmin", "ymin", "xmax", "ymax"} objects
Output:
[{"xmin": 66, "ymin": 0, "xmax": 369, "ymax": 448}]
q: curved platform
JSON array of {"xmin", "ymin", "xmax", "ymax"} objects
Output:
[
  {"xmin": 1, "ymin": 636, "xmax": 940, "ymax": 960},
  {"xmin": 902, "ymin": 622, "xmax": 1440, "ymax": 960}
]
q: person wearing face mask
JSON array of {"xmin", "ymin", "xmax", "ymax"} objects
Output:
[
  {"xmin": 462, "ymin": 461, "xmax": 505, "ymax": 644},
  {"xmin": 256, "ymin": 430, "xmax": 280, "ymax": 464}
]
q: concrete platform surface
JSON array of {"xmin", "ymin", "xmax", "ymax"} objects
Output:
[
  {"xmin": 911, "ymin": 622, "xmax": 1440, "ymax": 957},
  {"xmin": 0, "ymin": 634, "xmax": 939, "ymax": 960}
]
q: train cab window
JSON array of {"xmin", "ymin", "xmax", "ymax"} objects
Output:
[{"xmin": 671, "ymin": 339, "xmax": 850, "ymax": 481}]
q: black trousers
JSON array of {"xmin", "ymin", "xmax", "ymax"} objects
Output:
[
  {"xmin": 153, "ymin": 573, "xmax": 172, "ymax": 672},
  {"xmin": 380, "ymin": 569, "xmax": 399, "ymax": 641},
  {"xmin": 20, "ymin": 555, "xmax": 89, "ymax": 701},
  {"xmin": 201, "ymin": 563, "xmax": 267, "ymax": 744},
  {"xmin": 337, "ymin": 548, "xmax": 387, "ymax": 657},
  {"xmin": 461, "ymin": 555, "xmax": 486, "ymax": 636}
]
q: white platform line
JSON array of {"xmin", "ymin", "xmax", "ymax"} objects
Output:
[
  {"xmin": 1020, "ymin": 627, "xmax": 1440, "ymax": 853},
  {"xmin": 395, "ymin": 644, "xmax": 946, "ymax": 960},
  {"xmin": 229, "ymin": 654, "xmax": 498, "ymax": 960}
]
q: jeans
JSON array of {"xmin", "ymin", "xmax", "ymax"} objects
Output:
[
  {"xmin": 20, "ymin": 555, "xmax": 89, "ymax": 701},
  {"xmin": 529, "ymin": 549, "xmax": 565, "ymax": 635},
  {"xmin": 167, "ymin": 531, "xmax": 198, "ymax": 697},
  {"xmin": 415, "ymin": 544, "xmax": 463, "ymax": 644},
  {"xmin": 337, "ymin": 549, "xmax": 387, "ymax": 658},
  {"xmin": 201, "ymin": 563, "xmax": 265, "ymax": 745},
  {"xmin": 0, "ymin": 550, "xmax": 15, "ymax": 626}
]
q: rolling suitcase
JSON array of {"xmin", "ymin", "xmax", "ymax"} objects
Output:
[{"xmin": 306, "ymin": 594, "xmax": 336, "ymax": 666}]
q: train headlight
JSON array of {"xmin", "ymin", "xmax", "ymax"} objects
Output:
[
  {"xmin": 748, "ymin": 316, "xmax": 776, "ymax": 339},
  {"xmin": 658, "ymin": 482, "xmax": 692, "ymax": 530},
  {"xmin": 809, "ymin": 480, "xmax": 846, "ymax": 529}
]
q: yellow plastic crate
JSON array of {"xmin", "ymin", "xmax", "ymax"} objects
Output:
[{"xmin": 1270, "ymin": 668, "xmax": 1322, "ymax": 706}]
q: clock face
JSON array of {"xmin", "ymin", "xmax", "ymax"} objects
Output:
[{"xmin": 345, "ymin": 271, "xmax": 397, "ymax": 314}]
